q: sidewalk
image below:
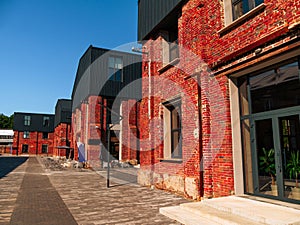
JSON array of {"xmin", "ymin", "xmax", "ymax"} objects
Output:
[
  {"xmin": 0, "ymin": 156, "xmax": 188, "ymax": 225},
  {"xmin": 10, "ymin": 157, "xmax": 77, "ymax": 225}
]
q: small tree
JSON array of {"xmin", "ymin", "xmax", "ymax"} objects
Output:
[
  {"xmin": 287, "ymin": 151, "xmax": 300, "ymax": 188},
  {"xmin": 259, "ymin": 148, "xmax": 276, "ymax": 185}
]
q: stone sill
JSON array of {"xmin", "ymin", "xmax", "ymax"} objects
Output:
[
  {"xmin": 158, "ymin": 158, "xmax": 183, "ymax": 163},
  {"xmin": 158, "ymin": 58, "xmax": 180, "ymax": 74},
  {"xmin": 218, "ymin": 3, "xmax": 266, "ymax": 36}
]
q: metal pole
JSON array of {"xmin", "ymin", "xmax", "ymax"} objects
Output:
[
  {"xmin": 36, "ymin": 132, "xmax": 39, "ymax": 155},
  {"xmin": 17, "ymin": 132, "xmax": 19, "ymax": 156},
  {"xmin": 107, "ymin": 125, "xmax": 110, "ymax": 188},
  {"xmin": 99, "ymin": 101, "xmax": 124, "ymax": 188}
]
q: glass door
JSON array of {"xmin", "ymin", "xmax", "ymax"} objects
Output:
[
  {"xmin": 279, "ymin": 115, "xmax": 300, "ymax": 201},
  {"xmin": 252, "ymin": 112, "xmax": 300, "ymax": 202},
  {"xmin": 253, "ymin": 118, "xmax": 278, "ymax": 197}
]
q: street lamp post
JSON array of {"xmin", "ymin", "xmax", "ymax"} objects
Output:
[
  {"xmin": 107, "ymin": 119, "xmax": 111, "ymax": 188},
  {"xmin": 99, "ymin": 102, "xmax": 123, "ymax": 188}
]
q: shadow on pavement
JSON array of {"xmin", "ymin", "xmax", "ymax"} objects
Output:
[
  {"xmin": 0, "ymin": 156, "xmax": 28, "ymax": 179},
  {"xmin": 98, "ymin": 168, "xmax": 138, "ymax": 188},
  {"xmin": 110, "ymin": 170, "xmax": 137, "ymax": 182}
]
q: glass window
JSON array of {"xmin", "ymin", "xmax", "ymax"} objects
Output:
[
  {"xmin": 169, "ymin": 31, "xmax": 179, "ymax": 62},
  {"xmin": 232, "ymin": 0, "xmax": 264, "ymax": 20},
  {"xmin": 22, "ymin": 144, "xmax": 28, "ymax": 153},
  {"xmin": 108, "ymin": 56, "xmax": 123, "ymax": 81},
  {"xmin": 43, "ymin": 116, "xmax": 50, "ymax": 127},
  {"xmin": 24, "ymin": 115, "xmax": 31, "ymax": 126},
  {"xmin": 42, "ymin": 132, "xmax": 48, "ymax": 139},
  {"xmin": 163, "ymin": 98, "xmax": 182, "ymax": 159},
  {"xmin": 23, "ymin": 131, "xmax": 30, "ymax": 139},
  {"xmin": 162, "ymin": 24, "xmax": 179, "ymax": 65},
  {"xmin": 250, "ymin": 61, "xmax": 300, "ymax": 113},
  {"xmin": 42, "ymin": 144, "xmax": 48, "ymax": 154}
]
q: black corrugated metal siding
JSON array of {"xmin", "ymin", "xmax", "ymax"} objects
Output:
[
  {"xmin": 54, "ymin": 99, "xmax": 72, "ymax": 127},
  {"xmin": 90, "ymin": 50, "xmax": 142, "ymax": 98},
  {"xmin": 71, "ymin": 46, "xmax": 142, "ymax": 111},
  {"xmin": 13, "ymin": 112, "xmax": 55, "ymax": 132},
  {"xmin": 71, "ymin": 46, "xmax": 108, "ymax": 107},
  {"xmin": 138, "ymin": 0, "xmax": 184, "ymax": 41}
]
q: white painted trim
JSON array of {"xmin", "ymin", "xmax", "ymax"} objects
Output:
[{"xmin": 229, "ymin": 78, "xmax": 244, "ymax": 195}]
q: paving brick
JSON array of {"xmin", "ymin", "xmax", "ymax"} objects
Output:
[
  {"xmin": 0, "ymin": 156, "xmax": 189, "ymax": 225},
  {"xmin": 9, "ymin": 157, "xmax": 77, "ymax": 225}
]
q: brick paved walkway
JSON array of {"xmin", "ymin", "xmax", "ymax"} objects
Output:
[
  {"xmin": 0, "ymin": 156, "xmax": 188, "ymax": 225},
  {"xmin": 10, "ymin": 157, "xmax": 77, "ymax": 225}
]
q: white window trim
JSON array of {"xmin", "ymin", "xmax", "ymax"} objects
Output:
[{"xmin": 221, "ymin": 1, "xmax": 265, "ymax": 34}]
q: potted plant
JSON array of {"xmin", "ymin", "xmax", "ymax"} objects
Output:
[
  {"xmin": 259, "ymin": 148, "xmax": 276, "ymax": 193},
  {"xmin": 286, "ymin": 151, "xmax": 300, "ymax": 199}
]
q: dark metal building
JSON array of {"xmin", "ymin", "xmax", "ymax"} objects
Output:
[
  {"xmin": 13, "ymin": 112, "xmax": 55, "ymax": 132},
  {"xmin": 54, "ymin": 99, "xmax": 72, "ymax": 127},
  {"xmin": 138, "ymin": 0, "xmax": 185, "ymax": 41},
  {"xmin": 72, "ymin": 45, "xmax": 142, "ymax": 111}
]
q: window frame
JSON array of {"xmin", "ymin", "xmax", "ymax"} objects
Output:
[
  {"xmin": 23, "ymin": 131, "xmax": 30, "ymax": 139},
  {"xmin": 24, "ymin": 115, "xmax": 31, "ymax": 126},
  {"xmin": 42, "ymin": 144, "xmax": 48, "ymax": 154},
  {"xmin": 108, "ymin": 56, "xmax": 123, "ymax": 82},
  {"xmin": 232, "ymin": 0, "xmax": 264, "ymax": 21},
  {"xmin": 43, "ymin": 116, "xmax": 50, "ymax": 127},
  {"xmin": 22, "ymin": 144, "xmax": 29, "ymax": 153},
  {"xmin": 42, "ymin": 132, "xmax": 48, "ymax": 139},
  {"xmin": 161, "ymin": 28, "xmax": 179, "ymax": 66},
  {"xmin": 162, "ymin": 98, "xmax": 182, "ymax": 160}
]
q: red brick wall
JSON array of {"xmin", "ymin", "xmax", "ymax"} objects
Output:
[
  {"xmin": 138, "ymin": 0, "xmax": 300, "ymax": 199},
  {"xmin": 53, "ymin": 123, "xmax": 72, "ymax": 157},
  {"xmin": 71, "ymin": 96, "xmax": 106, "ymax": 168},
  {"xmin": 13, "ymin": 131, "xmax": 54, "ymax": 156},
  {"xmin": 120, "ymin": 99, "xmax": 140, "ymax": 162},
  {"xmin": 71, "ymin": 95, "xmax": 142, "ymax": 168}
]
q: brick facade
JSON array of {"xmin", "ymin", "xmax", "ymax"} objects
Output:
[
  {"xmin": 137, "ymin": 0, "xmax": 300, "ymax": 200},
  {"xmin": 120, "ymin": 99, "xmax": 140, "ymax": 163},
  {"xmin": 13, "ymin": 131, "xmax": 54, "ymax": 156},
  {"xmin": 71, "ymin": 95, "xmax": 141, "ymax": 168},
  {"xmin": 53, "ymin": 123, "xmax": 72, "ymax": 158}
]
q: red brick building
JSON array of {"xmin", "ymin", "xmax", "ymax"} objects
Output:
[
  {"xmin": 53, "ymin": 99, "xmax": 73, "ymax": 158},
  {"xmin": 13, "ymin": 112, "xmax": 55, "ymax": 156},
  {"xmin": 137, "ymin": 0, "xmax": 300, "ymax": 204},
  {"xmin": 71, "ymin": 45, "xmax": 141, "ymax": 168}
]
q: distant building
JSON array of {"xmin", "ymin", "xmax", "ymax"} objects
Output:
[
  {"xmin": 53, "ymin": 99, "xmax": 73, "ymax": 158},
  {"xmin": 0, "ymin": 129, "xmax": 13, "ymax": 154},
  {"xmin": 13, "ymin": 112, "xmax": 55, "ymax": 155},
  {"xmin": 71, "ymin": 45, "xmax": 141, "ymax": 168}
]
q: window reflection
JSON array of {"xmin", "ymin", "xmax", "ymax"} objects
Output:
[{"xmin": 250, "ymin": 62, "xmax": 300, "ymax": 113}]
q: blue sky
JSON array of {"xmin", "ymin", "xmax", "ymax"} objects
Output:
[{"xmin": 0, "ymin": 0, "xmax": 139, "ymax": 116}]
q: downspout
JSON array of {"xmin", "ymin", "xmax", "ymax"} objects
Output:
[
  {"xmin": 197, "ymin": 73, "xmax": 204, "ymax": 198},
  {"xmin": 17, "ymin": 132, "xmax": 19, "ymax": 156},
  {"xmin": 36, "ymin": 132, "xmax": 39, "ymax": 155},
  {"xmin": 119, "ymin": 102, "xmax": 123, "ymax": 161},
  {"xmin": 136, "ymin": 102, "xmax": 140, "ymax": 163},
  {"xmin": 148, "ymin": 58, "xmax": 151, "ymax": 120},
  {"xmin": 85, "ymin": 101, "xmax": 89, "ymax": 163}
]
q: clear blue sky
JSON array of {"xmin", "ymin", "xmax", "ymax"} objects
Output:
[{"xmin": 0, "ymin": 0, "xmax": 139, "ymax": 116}]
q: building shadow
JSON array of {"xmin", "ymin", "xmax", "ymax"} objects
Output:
[
  {"xmin": 97, "ymin": 168, "xmax": 138, "ymax": 187},
  {"xmin": 0, "ymin": 157, "xmax": 28, "ymax": 179}
]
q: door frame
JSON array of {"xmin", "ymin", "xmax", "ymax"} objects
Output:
[{"xmin": 247, "ymin": 105, "xmax": 300, "ymax": 203}]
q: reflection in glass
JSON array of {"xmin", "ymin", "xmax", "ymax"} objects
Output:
[
  {"xmin": 256, "ymin": 119, "xmax": 277, "ymax": 196},
  {"xmin": 250, "ymin": 62, "xmax": 300, "ymax": 113},
  {"xmin": 279, "ymin": 115, "xmax": 300, "ymax": 200}
]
